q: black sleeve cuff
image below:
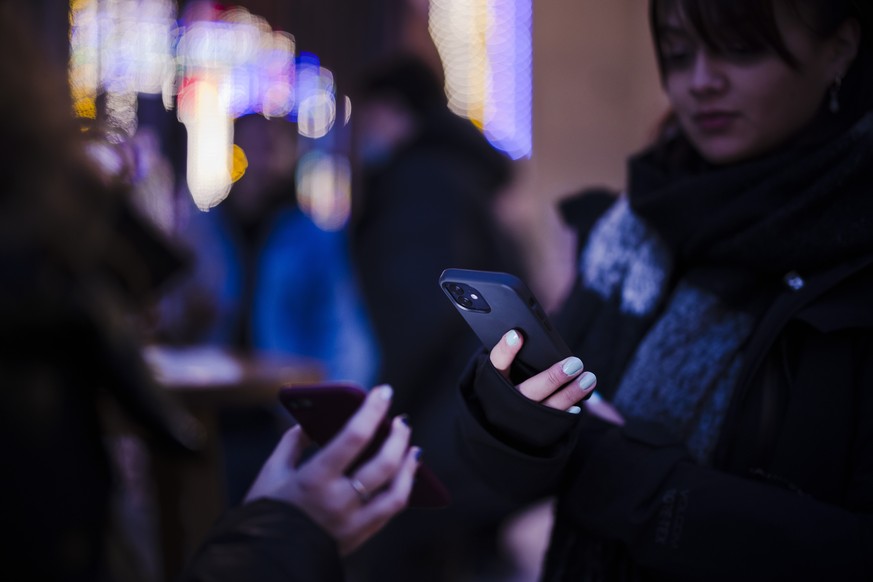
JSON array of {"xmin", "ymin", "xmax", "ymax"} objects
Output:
[
  {"xmin": 462, "ymin": 352, "xmax": 581, "ymax": 453},
  {"xmin": 182, "ymin": 499, "xmax": 344, "ymax": 582}
]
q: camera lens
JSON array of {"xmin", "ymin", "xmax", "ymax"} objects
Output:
[
  {"xmin": 458, "ymin": 296, "xmax": 473, "ymax": 308},
  {"xmin": 449, "ymin": 283, "xmax": 464, "ymax": 296}
]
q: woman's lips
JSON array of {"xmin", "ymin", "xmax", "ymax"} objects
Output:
[{"xmin": 693, "ymin": 111, "xmax": 738, "ymax": 132}]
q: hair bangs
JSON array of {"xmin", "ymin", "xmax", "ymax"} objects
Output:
[{"xmin": 652, "ymin": 0, "xmax": 799, "ymax": 70}]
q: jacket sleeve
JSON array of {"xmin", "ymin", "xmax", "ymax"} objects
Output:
[
  {"xmin": 455, "ymin": 352, "xmax": 584, "ymax": 503},
  {"xmin": 457, "ymin": 352, "xmax": 873, "ymax": 581},
  {"xmin": 564, "ymin": 413, "xmax": 873, "ymax": 581},
  {"xmin": 182, "ymin": 499, "xmax": 345, "ymax": 582}
]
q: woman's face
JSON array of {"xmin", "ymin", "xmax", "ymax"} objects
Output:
[{"xmin": 658, "ymin": 2, "xmax": 847, "ymax": 164}]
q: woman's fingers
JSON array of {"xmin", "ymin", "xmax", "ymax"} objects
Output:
[
  {"xmin": 516, "ymin": 356, "xmax": 591, "ymax": 404},
  {"xmin": 490, "ymin": 329, "xmax": 597, "ymax": 411},
  {"xmin": 242, "ymin": 385, "xmax": 421, "ymax": 555},
  {"xmin": 243, "ymin": 425, "xmax": 309, "ymax": 503},
  {"xmin": 489, "ymin": 329, "xmax": 523, "ymax": 377},
  {"xmin": 540, "ymin": 370, "xmax": 597, "ymax": 410},
  {"xmin": 338, "ymin": 445, "xmax": 421, "ymax": 556},
  {"xmin": 313, "ymin": 385, "xmax": 394, "ymax": 477},
  {"xmin": 347, "ymin": 414, "xmax": 412, "ymax": 501}
]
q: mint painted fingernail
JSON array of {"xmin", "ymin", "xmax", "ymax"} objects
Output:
[
  {"xmin": 567, "ymin": 405, "xmax": 582, "ymax": 414},
  {"xmin": 561, "ymin": 357, "xmax": 583, "ymax": 376},
  {"xmin": 577, "ymin": 372, "xmax": 597, "ymax": 392},
  {"xmin": 377, "ymin": 385, "xmax": 393, "ymax": 400},
  {"xmin": 506, "ymin": 330, "xmax": 520, "ymax": 346}
]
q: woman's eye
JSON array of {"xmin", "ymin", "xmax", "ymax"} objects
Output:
[
  {"xmin": 719, "ymin": 42, "xmax": 768, "ymax": 63},
  {"xmin": 724, "ymin": 45, "xmax": 754, "ymax": 57},
  {"xmin": 725, "ymin": 43, "xmax": 752, "ymax": 53},
  {"xmin": 661, "ymin": 48, "xmax": 694, "ymax": 68}
]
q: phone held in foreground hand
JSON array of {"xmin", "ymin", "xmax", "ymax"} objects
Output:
[{"xmin": 279, "ymin": 382, "xmax": 451, "ymax": 508}]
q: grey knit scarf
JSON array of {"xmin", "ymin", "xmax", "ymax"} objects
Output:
[{"xmin": 580, "ymin": 198, "xmax": 754, "ymax": 464}]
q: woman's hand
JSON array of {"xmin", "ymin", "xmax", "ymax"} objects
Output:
[
  {"xmin": 490, "ymin": 329, "xmax": 624, "ymax": 425},
  {"xmin": 490, "ymin": 329, "xmax": 625, "ymax": 424},
  {"xmin": 490, "ymin": 329, "xmax": 598, "ymax": 411},
  {"xmin": 244, "ymin": 385, "xmax": 420, "ymax": 555}
]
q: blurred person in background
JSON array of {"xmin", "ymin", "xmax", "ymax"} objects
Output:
[
  {"xmin": 156, "ymin": 114, "xmax": 299, "ymax": 350},
  {"xmin": 346, "ymin": 54, "xmax": 526, "ymax": 582},
  {"xmin": 0, "ymin": 4, "xmax": 419, "ymax": 580},
  {"xmin": 455, "ymin": 0, "xmax": 873, "ymax": 580},
  {"xmin": 157, "ymin": 112, "xmax": 378, "ymax": 505}
]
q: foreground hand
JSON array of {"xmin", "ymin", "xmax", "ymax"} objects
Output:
[
  {"xmin": 244, "ymin": 385, "xmax": 421, "ymax": 555},
  {"xmin": 490, "ymin": 329, "xmax": 598, "ymax": 411}
]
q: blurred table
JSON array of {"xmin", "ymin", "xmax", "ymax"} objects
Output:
[{"xmin": 143, "ymin": 345, "xmax": 324, "ymax": 580}]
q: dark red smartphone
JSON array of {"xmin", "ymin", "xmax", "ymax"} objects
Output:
[{"xmin": 278, "ymin": 382, "xmax": 451, "ymax": 508}]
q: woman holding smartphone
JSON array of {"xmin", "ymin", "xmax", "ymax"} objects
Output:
[
  {"xmin": 0, "ymin": 5, "xmax": 420, "ymax": 580},
  {"xmin": 456, "ymin": 1, "xmax": 873, "ymax": 579}
]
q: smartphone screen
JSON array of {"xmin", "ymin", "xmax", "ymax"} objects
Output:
[{"xmin": 278, "ymin": 383, "xmax": 451, "ymax": 508}]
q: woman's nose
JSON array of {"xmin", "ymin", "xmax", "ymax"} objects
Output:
[{"xmin": 689, "ymin": 52, "xmax": 728, "ymax": 96}]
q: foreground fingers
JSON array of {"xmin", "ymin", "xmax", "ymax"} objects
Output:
[
  {"xmin": 243, "ymin": 425, "xmax": 310, "ymax": 503},
  {"xmin": 314, "ymin": 385, "xmax": 394, "ymax": 476},
  {"xmin": 338, "ymin": 445, "xmax": 421, "ymax": 556},
  {"xmin": 346, "ymin": 414, "xmax": 412, "ymax": 502}
]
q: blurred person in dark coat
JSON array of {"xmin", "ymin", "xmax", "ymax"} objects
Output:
[{"xmin": 346, "ymin": 54, "xmax": 525, "ymax": 582}]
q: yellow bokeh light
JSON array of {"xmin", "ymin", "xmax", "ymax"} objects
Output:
[
  {"xmin": 231, "ymin": 143, "xmax": 248, "ymax": 182},
  {"xmin": 74, "ymin": 97, "xmax": 97, "ymax": 119}
]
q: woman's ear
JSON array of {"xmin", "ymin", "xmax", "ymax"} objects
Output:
[{"xmin": 829, "ymin": 17, "xmax": 861, "ymax": 77}]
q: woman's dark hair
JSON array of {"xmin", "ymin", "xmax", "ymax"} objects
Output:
[{"xmin": 648, "ymin": 0, "xmax": 873, "ymax": 155}]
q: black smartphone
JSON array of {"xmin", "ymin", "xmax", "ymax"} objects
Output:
[
  {"xmin": 439, "ymin": 268, "xmax": 573, "ymax": 377},
  {"xmin": 278, "ymin": 382, "xmax": 451, "ymax": 508}
]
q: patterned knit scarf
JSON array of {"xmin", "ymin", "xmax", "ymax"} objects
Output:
[{"xmin": 576, "ymin": 112, "xmax": 873, "ymax": 464}]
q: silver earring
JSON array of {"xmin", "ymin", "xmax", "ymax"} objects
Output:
[{"xmin": 829, "ymin": 75, "xmax": 843, "ymax": 114}]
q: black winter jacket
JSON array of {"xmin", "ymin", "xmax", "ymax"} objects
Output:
[
  {"xmin": 456, "ymin": 196, "xmax": 873, "ymax": 581},
  {"xmin": 183, "ymin": 499, "xmax": 344, "ymax": 582}
]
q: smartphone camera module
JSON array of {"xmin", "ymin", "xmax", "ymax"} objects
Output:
[{"xmin": 444, "ymin": 281, "xmax": 491, "ymax": 313}]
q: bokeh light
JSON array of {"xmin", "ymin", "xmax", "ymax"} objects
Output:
[
  {"xmin": 69, "ymin": 0, "xmax": 177, "ymax": 136},
  {"xmin": 293, "ymin": 53, "xmax": 336, "ymax": 139},
  {"xmin": 295, "ymin": 151, "xmax": 352, "ymax": 231},
  {"xmin": 178, "ymin": 77, "xmax": 233, "ymax": 210},
  {"xmin": 69, "ymin": 0, "xmax": 343, "ymax": 220},
  {"xmin": 429, "ymin": 0, "xmax": 532, "ymax": 158}
]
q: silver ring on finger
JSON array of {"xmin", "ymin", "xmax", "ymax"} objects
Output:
[{"xmin": 348, "ymin": 477, "xmax": 370, "ymax": 503}]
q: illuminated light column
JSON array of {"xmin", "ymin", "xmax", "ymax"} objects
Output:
[
  {"xmin": 178, "ymin": 77, "xmax": 234, "ymax": 210},
  {"xmin": 429, "ymin": 0, "xmax": 532, "ymax": 159}
]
